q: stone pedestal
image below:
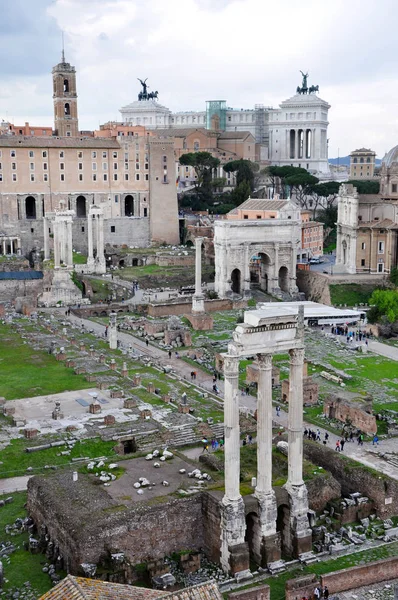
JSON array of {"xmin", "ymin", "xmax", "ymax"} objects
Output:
[
  {"xmin": 124, "ymin": 398, "xmax": 137, "ymax": 409},
  {"xmin": 121, "ymin": 362, "xmax": 128, "ymax": 377},
  {"xmin": 109, "ymin": 312, "xmax": 118, "ymax": 350},
  {"xmin": 24, "ymin": 428, "xmax": 38, "ymax": 439},
  {"xmin": 79, "ymin": 343, "xmax": 85, "ymax": 351},
  {"xmin": 52, "ymin": 410, "xmax": 64, "ymax": 420},
  {"xmin": 284, "ymin": 483, "xmax": 312, "ymax": 557},
  {"xmin": 178, "ymin": 404, "xmax": 190, "ymax": 414},
  {"xmin": 162, "ymin": 394, "xmax": 171, "ymax": 403},
  {"xmin": 147, "ymin": 382, "xmax": 155, "ymax": 393},
  {"xmin": 220, "ymin": 497, "xmax": 250, "ymax": 575},
  {"xmin": 89, "ymin": 402, "xmax": 101, "ymax": 414},
  {"xmin": 110, "ymin": 359, "xmax": 116, "ymax": 371},
  {"xmin": 56, "ymin": 352, "xmax": 66, "ymax": 361},
  {"xmin": 99, "ymin": 354, "xmax": 105, "ymax": 364},
  {"xmin": 104, "ymin": 415, "xmax": 115, "ymax": 425},
  {"xmin": 133, "ymin": 374, "xmax": 141, "ymax": 386},
  {"xmin": 140, "ymin": 409, "xmax": 152, "ymax": 419}
]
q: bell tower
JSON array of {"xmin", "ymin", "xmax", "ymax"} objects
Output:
[{"xmin": 52, "ymin": 46, "xmax": 79, "ymax": 137}]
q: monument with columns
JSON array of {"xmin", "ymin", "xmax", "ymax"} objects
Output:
[
  {"xmin": 85, "ymin": 205, "xmax": 106, "ymax": 275},
  {"xmin": 220, "ymin": 304, "xmax": 312, "ymax": 574},
  {"xmin": 186, "ymin": 237, "xmax": 214, "ymax": 330}
]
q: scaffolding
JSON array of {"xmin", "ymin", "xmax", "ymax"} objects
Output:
[
  {"xmin": 254, "ymin": 104, "xmax": 269, "ymax": 145},
  {"xmin": 206, "ymin": 100, "xmax": 227, "ymax": 131}
]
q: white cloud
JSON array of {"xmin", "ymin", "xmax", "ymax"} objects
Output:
[{"xmin": 0, "ymin": 0, "xmax": 397, "ymax": 157}]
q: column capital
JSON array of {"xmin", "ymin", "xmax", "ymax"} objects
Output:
[
  {"xmin": 289, "ymin": 347, "xmax": 305, "ymax": 366},
  {"xmin": 223, "ymin": 354, "xmax": 239, "ymax": 378},
  {"xmin": 256, "ymin": 353, "xmax": 272, "ymax": 371}
]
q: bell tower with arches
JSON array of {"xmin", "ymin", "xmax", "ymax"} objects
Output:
[{"xmin": 52, "ymin": 46, "xmax": 79, "ymax": 137}]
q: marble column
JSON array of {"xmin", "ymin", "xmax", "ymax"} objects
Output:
[
  {"xmin": 284, "ymin": 346, "xmax": 312, "ymax": 556},
  {"xmin": 97, "ymin": 213, "xmax": 105, "ymax": 268},
  {"xmin": 109, "ymin": 312, "xmax": 118, "ymax": 350},
  {"xmin": 2, "ymin": 239, "xmax": 6, "ymax": 255},
  {"xmin": 53, "ymin": 222, "xmax": 60, "ymax": 268},
  {"xmin": 87, "ymin": 213, "xmax": 94, "ymax": 262},
  {"xmin": 43, "ymin": 217, "xmax": 50, "ymax": 260},
  {"xmin": 192, "ymin": 237, "xmax": 205, "ymax": 313},
  {"xmin": 220, "ymin": 353, "xmax": 248, "ymax": 574},
  {"xmin": 243, "ymin": 244, "xmax": 251, "ymax": 298},
  {"xmin": 254, "ymin": 353, "xmax": 280, "ymax": 563},
  {"xmin": 66, "ymin": 219, "xmax": 73, "ymax": 268}
]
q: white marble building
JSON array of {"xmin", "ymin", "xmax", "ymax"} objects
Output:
[{"xmin": 120, "ymin": 78, "xmax": 330, "ymax": 176}]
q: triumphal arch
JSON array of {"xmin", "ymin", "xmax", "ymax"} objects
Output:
[
  {"xmin": 220, "ymin": 305, "xmax": 312, "ymax": 574},
  {"xmin": 214, "ymin": 205, "xmax": 301, "ymax": 299}
]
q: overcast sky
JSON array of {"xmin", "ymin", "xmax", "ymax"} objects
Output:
[{"xmin": 1, "ymin": 0, "xmax": 398, "ymax": 158}]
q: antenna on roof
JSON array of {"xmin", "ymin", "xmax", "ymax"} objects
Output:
[{"xmin": 61, "ymin": 31, "xmax": 65, "ymax": 63}]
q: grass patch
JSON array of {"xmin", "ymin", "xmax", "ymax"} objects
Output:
[
  {"xmin": 73, "ymin": 252, "xmax": 87, "ymax": 265},
  {"xmin": 329, "ymin": 283, "xmax": 379, "ymax": 307},
  {"xmin": 0, "ymin": 324, "xmax": 92, "ymax": 400},
  {"xmin": 0, "ymin": 491, "xmax": 54, "ymax": 596}
]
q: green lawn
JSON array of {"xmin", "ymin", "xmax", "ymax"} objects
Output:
[
  {"xmin": 0, "ymin": 491, "xmax": 55, "ymax": 596},
  {"xmin": 73, "ymin": 251, "xmax": 87, "ymax": 264},
  {"xmin": 0, "ymin": 324, "xmax": 92, "ymax": 400},
  {"xmin": 0, "ymin": 437, "xmax": 118, "ymax": 478},
  {"xmin": 329, "ymin": 283, "xmax": 379, "ymax": 307}
]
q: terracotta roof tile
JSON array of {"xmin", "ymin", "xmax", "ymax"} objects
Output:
[{"xmin": 39, "ymin": 576, "xmax": 222, "ymax": 600}]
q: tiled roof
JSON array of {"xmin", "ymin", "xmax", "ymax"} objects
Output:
[
  {"xmin": 154, "ymin": 128, "xmax": 211, "ymax": 138},
  {"xmin": 233, "ymin": 198, "xmax": 288, "ymax": 211},
  {"xmin": 218, "ymin": 131, "xmax": 253, "ymax": 140},
  {"xmin": 39, "ymin": 576, "xmax": 163, "ymax": 599},
  {"xmin": 0, "ymin": 136, "xmax": 120, "ymax": 148},
  {"xmin": 39, "ymin": 576, "xmax": 222, "ymax": 600}
]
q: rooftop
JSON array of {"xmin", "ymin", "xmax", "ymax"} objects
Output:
[{"xmin": 231, "ymin": 198, "xmax": 289, "ymax": 212}]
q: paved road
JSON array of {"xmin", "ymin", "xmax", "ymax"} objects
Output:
[{"xmin": 0, "ymin": 476, "xmax": 32, "ymax": 494}]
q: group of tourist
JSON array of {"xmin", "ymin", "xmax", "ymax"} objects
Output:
[
  {"xmin": 308, "ymin": 584, "xmax": 329, "ymax": 600},
  {"xmin": 329, "ymin": 325, "xmax": 370, "ymax": 344},
  {"xmin": 202, "ymin": 438, "xmax": 224, "ymax": 453}
]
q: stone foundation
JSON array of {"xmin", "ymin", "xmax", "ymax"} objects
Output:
[{"xmin": 185, "ymin": 312, "xmax": 214, "ymax": 331}]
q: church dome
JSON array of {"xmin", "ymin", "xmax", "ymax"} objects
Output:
[{"xmin": 382, "ymin": 145, "xmax": 398, "ymax": 168}]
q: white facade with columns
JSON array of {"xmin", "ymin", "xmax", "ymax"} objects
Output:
[{"xmin": 220, "ymin": 305, "xmax": 312, "ymax": 573}]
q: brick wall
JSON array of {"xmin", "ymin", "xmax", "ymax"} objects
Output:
[
  {"xmin": 296, "ymin": 270, "xmax": 331, "ymax": 304},
  {"xmin": 285, "ymin": 574, "xmax": 319, "ymax": 600},
  {"xmin": 321, "ymin": 556, "xmax": 398, "ymax": 594},
  {"xmin": 228, "ymin": 584, "xmax": 270, "ymax": 600},
  {"xmin": 323, "ymin": 396, "xmax": 377, "ymax": 435},
  {"xmin": 147, "ymin": 298, "xmax": 247, "ymax": 317},
  {"xmin": 303, "ymin": 440, "xmax": 398, "ymax": 517}
]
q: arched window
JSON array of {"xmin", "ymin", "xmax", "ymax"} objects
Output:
[
  {"xmin": 125, "ymin": 195, "xmax": 134, "ymax": 217},
  {"xmin": 76, "ymin": 195, "xmax": 86, "ymax": 217},
  {"xmin": 353, "ymin": 158, "xmax": 357, "ymax": 163},
  {"xmin": 366, "ymin": 157, "xmax": 371, "ymax": 163},
  {"xmin": 360, "ymin": 157, "xmax": 364, "ymax": 163},
  {"xmin": 64, "ymin": 103, "xmax": 70, "ymax": 116},
  {"xmin": 193, "ymin": 140, "xmax": 200, "ymax": 151},
  {"xmin": 63, "ymin": 79, "xmax": 69, "ymax": 93},
  {"xmin": 25, "ymin": 196, "xmax": 36, "ymax": 219}
]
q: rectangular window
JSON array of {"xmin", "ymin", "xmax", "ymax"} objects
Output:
[
  {"xmin": 124, "ymin": 162, "xmax": 129, "ymax": 170},
  {"xmin": 112, "ymin": 151, "xmax": 118, "ymax": 158},
  {"xmin": 60, "ymin": 163, "xmax": 64, "ymax": 170},
  {"xmin": 59, "ymin": 151, "xmax": 64, "ymax": 158},
  {"xmin": 78, "ymin": 163, "xmax": 83, "ymax": 170},
  {"xmin": 0, "ymin": 174, "xmax": 3, "ymax": 182},
  {"xmin": 82, "ymin": 226, "xmax": 85, "ymax": 232},
  {"xmin": 79, "ymin": 174, "xmax": 83, "ymax": 181},
  {"xmin": 125, "ymin": 173, "xmax": 129, "ymax": 181},
  {"xmin": 92, "ymin": 151, "xmax": 97, "ymax": 158},
  {"xmin": 113, "ymin": 162, "xmax": 118, "ymax": 170},
  {"xmin": 378, "ymin": 241, "xmax": 384, "ymax": 253},
  {"xmin": 145, "ymin": 163, "xmax": 148, "ymax": 170},
  {"xmin": 113, "ymin": 173, "xmax": 118, "ymax": 181},
  {"xmin": 78, "ymin": 151, "xmax": 83, "ymax": 158},
  {"xmin": 30, "ymin": 163, "xmax": 34, "ymax": 170},
  {"xmin": 244, "ymin": 215, "xmax": 248, "ymax": 219},
  {"xmin": 102, "ymin": 151, "xmax": 107, "ymax": 158},
  {"xmin": 163, "ymin": 155, "xmax": 167, "ymax": 163},
  {"xmin": 103, "ymin": 173, "xmax": 108, "ymax": 181},
  {"xmin": 30, "ymin": 174, "xmax": 35, "ymax": 182},
  {"xmin": 43, "ymin": 163, "xmax": 48, "ymax": 170},
  {"xmin": 124, "ymin": 153, "xmax": 128, "ymax": 160},
  {"xmin": 42, "ymin": 151, "xmax": 47, "ymax": 158},
  {"xmin": 136, "ymin": 174, "xmax": 140, "ymax": 181},
  {"xmin": 135, "ymin": 163, "xmax": 140, "ymax": 170},
  {"xmin": 44, "ymin": 173, "xmax": 48, "ymax": 182},
  {"xmin": 102, "ymin": 162, "xmax": 107, "ymax": 170},
  {"xmin": 60, "ymin": 174, "xmax": 65, "ymax": 181},
  {"xmin": 143, "ymin": 207, "xmax": 147, "ymax": 217},
  {"xmin": 10, "ymin": 150, "xmax": 16, "ymax": 157},
  {"xmin": 111, "ymin": 225, "xmax": 115, "ymax": 233},
  {"xmin": 92, "ymin": 173, "xmax": 97, "ymax": 182},
  {"xmin": 11, "ymin": 162, "xmax": 16, "ymax": 170},
  {"xmin": 145, "ymin": 174, "xmax": 149, "ymax": 180},
  {"xmin": 92, "ymin": 162, "xmax": 97, "ymax": 170},
  {"xmin": 12, "ymin": 173, "xmax": 17, "ymax": 182},
  {"xmin": 393, "ymin": 184, "xmax": 397, "ymax": 193},
  {"xmin": 115, "ymin": 194, "xmax": 119, "ymax": 203},
  {"xmin": 29, "ymin": 150, "xmax": 34, "ymax": 158},
  {"xmin": 361, "ymin": 242, "xmax": 366, "ymax": 250},
  {"xmin": 361, "ymin": 259, "xmax": 365, "ymax": 266}
]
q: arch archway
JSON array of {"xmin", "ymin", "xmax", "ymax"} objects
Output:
[
  {"xmin": 64, "ymin": 102, "xmax": 70, "ymax": 116},
  {"xmin": 278, "ymin": 266, "xmax": 289, "ymax": 292},
  {"xmin": 25, "ymin": 196, "xmax": 36, "ymax": 219},
  {"xmin": 231, "ymin": 268, "xmax": 241, "ymax": 294},
  {"xmin": 125, "ymin": 195, "xmax": 134, "ymax": 217},
  {"xmin": 254, "ymin": 252, "xmax": 271, "ymax": 293},
  {"xmin": 76, "ymin": 196, "xmax": 86, "ymax": 218},
  {"xmin": 245, "ymin": 512, "xmax": 261, "ymax": 566},
  {"xmin": 277, "ymin": 504, "xmax": 291, "ymax": 557}
]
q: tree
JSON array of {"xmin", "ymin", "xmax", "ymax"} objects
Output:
[
  {"xmin": 223, "ymin": 159, "xmax": 259, "ymax": 193},
  {"xmin": 265, "ymin": 165, "xmax": 308, "ymax": 197},
  {"xmin": 345, "ymin": 180, "xmax": 380, "ymax": 194},
  {"xmin": 285, "ymin": 172, "xmax": 319, "ymax": 208},
  {"xmin": 317, "ymin": 205, "xmax": 337, "ymax": 230},
  {"xmin": 368, "ymin": 289, "xmax": 398, "ymax": 324},
  {"xmin": 179, "ymin": 152, "xmax": 220, "ymax": 203},
  {"xmin": 390, "ymin": 267, "xmax": 398, "ymax": 287},
  {"xmin": 231, "ymin": 180, "xmax": 252, "ymax": 205},
  {"xmin": 309, "ymin": 182, "xmax": 340, "ymax": 218}
]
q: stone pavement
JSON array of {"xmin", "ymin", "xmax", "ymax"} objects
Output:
[{"xmin": 0, "ymin": 475, "xmax": 32, "ymax": 493}]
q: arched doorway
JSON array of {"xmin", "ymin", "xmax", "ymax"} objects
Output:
[
  {"xmin": 256, "ymin": 253, "xmax": 271, "ymax": 293},
  {"xmin": 245, "ymin": 512, "xmax": 261, "ymax": 566},
  {"xmin": 278, "ymin": 266, "xmax": 289, "ymax": 293},
  {"xmin": 125, "ymin": 195, "xmax": 134, "ymax": 217},
  {"xmin": 231, "ymin": 268, "xmax": 241, "ymax": 294},
  {"xmin": 277, "ymin": 503, "xmax": 291, "ymax": 557},
  {"xmin": 76, "ymin": 196, "xmax": 86, "ymax": 218},
  {"xmin": 25, "ymin": 196, "xmax": 36, "ymax": 219}
]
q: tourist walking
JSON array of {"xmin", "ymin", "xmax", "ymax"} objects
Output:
[
  {"xmin": 323, "ymin": 586, "xmax": 329, "ymax": 599},
  {"xmin": 168, "ymin": 350, "xmax": 172, "ymax": 359},
  {"xmin": 335, "ymin": 440, "xmax": 340, "ymax": 452},
  {"xmin": 372, "ymin": 434, "xmax": 379, "ymax": 446},
  {"xmin": 340, "ymin": 438, "xmax": 345, "ymax": 451},
  {"xmin": 314, "ymin": 585, "xmax": 321, "ymax": 600},
  {"xmin": 276, "ymin": 405, "xmax": 281, "ymax": 418}
]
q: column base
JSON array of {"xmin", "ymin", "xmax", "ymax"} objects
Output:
[
  {"xmin": 220, "ymin": 496, "xmax": 249, "ymax": 575},
  {"xmin": 254, "ymin": 491, "xmax": 280, "ymax": 566},
  {"xmin": 284, "ymin": 482, "xmax": 312, "ymax": 557},
  {"xmin": 192, "ymin": 294, "xmax": 205, "ymax": 313}
]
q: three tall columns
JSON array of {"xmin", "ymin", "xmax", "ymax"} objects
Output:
[{"xmin": 221, "ymin": 344, "xmax": 311, "ymax": 574}]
